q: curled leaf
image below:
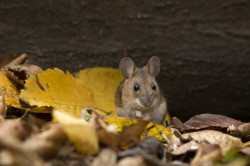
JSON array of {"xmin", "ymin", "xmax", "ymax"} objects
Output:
[
  {"xmin": 104, "ymin": 117, "xmax": 172, "ymax": 142},
  {"xmin": 23, "ymin": 123, "xmax": 67, "ymax": 159},
  {"xmin": 53, "ymin": 110, "xmax": 99, "ymax": 154},
  {"xmin": 182, "ymin": 130, "xmax": 244, "ymax": 154},
  {"xmin": 228, "ymin": 123, "xmax": 250, "ymax": 140},
  {"xmin": 172, "ymin": 113, "xmax": 243, "ymax": 132},
  {"xmin": 191, "ymin": 144, "xmax": 222, "ymax": 166},
  {"xmin": 3, "ymin": 64, "xmax": 42, "ymax": 86}
]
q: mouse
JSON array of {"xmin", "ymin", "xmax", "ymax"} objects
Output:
[{"xmin": 115, "ymin": 56, "xmax": 168, "ymax": 124}]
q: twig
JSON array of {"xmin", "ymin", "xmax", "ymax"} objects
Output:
[{"xmin": 5, "ymin": 53, "xmax": 28, "ymax": 67}]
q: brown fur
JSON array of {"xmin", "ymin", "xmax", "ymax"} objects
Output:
[{"xmin": 115, "ymin": 57, "xmax": 168, "ymax": 124}]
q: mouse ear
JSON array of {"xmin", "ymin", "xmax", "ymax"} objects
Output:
[
  {"xmin": 145, "ymin": 56, "xmax": 160, "ymax": 77},
  {"xmin": 119, "ymin": 57, "xmax": 135, "ymax": 78}
]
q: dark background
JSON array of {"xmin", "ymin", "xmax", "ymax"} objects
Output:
[{"xmin": 0, "ymin": 0, "xmax": 250, "ymax": 121}]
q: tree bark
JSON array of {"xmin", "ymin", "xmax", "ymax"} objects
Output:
[{"xmin": 0, "ymin": 0, "xmax": 250, "ymax": 121}]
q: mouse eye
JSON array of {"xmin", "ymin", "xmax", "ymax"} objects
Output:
[
  {"xmin": 151, "ymin": 83, "xmax": 156, "ymax": 90},
  {"xmin": 134, "ymin": 84, "xmax": 140, "ymax": 91}
]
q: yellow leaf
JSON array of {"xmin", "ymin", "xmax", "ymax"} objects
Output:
[
  {"xmin": 104, "ymin": 117, "xmax": 172, "ymax": 141},
  {"xmin": 20, "ymin": 68, "xmax": 95, "ymax": 116},
  {"xmin": 53, "ymin": 110, "xmax": 99, "ymax": 154},
  {"xmin": 0, "ymin": 72, "xmax": 22, "ymax": 109},
  {"xmin": 76, "ymin": 68, "xmax": 124, "ymax": 116}
]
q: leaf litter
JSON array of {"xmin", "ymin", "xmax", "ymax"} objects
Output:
[{"xmin": 0, "ymin": 54, "xmax": 249, "ymax": 166}]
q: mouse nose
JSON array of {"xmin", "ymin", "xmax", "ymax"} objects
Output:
[{"xmin": 140, "ymin": 95, "xmax": 153, "ymax": 107}]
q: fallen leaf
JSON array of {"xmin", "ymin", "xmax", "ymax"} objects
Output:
[
  {"xmin": 119, "ymin": 120, "xmax": 149, "ymax": 150},
  {"xmin": 191, "ymin": 144, "xmax": 222, "ymax": 166},
  {"xmin": 0, "ymin": 90, "xmax": 7, "ymax": 119},
  {"xmin": 171, "ymin": 140, "xmax": 199, "ymax": 155},
  {"xmin": 182, "ymin": 130, "xmax": 244, "ymax": 154},
  {"xmin": 0, "ymin": 72, "xmax": 22, "ymax": 109},
  {"xmin": 3, "ymin": 64, "xmax": 42, "ymax": 86},
  {"xmin": 118, "ymin": 137, "xmax": 163, "ymax": 159},
  {"xmin": 20, "ymin": 68, "xmax": 95, "ymax": 117},
  {"xmin": 104, "ymin": 117, "xmax": 173, "ymax": 142},
  {"xmin": 89, "ymin": 112, "xmax": 148, "ymax": 150},
  {"xmin": 240, "ymin": 147, "xmax": 250, "ymax": 157},
  {"xmin": 0, "ymin": 138, "xmax": 46, "ymax": 166},
  {"xmin": 88, "ymin": 112, "xmax": 120, "ymax": 150},
  {"xmin": 220, "ymin": 149, "xmax": 249, "ymax": 166},
  {"xmin": 23, "ymin": 123, "xmax": 67, "ymax": 159},
  {"xmin": 91, "ymin": 148, "xmax": 117, "ymax": 166},
  {"xmin": 0, "ymin": 120, "xmax": 35, "ymax": 141},
  {"xmin": 116, "ymin": 156, "xmax": 146, "ymax": 166},
  {"xmin": 172, "ymin": 114, "xmax": 243, "ymax": 132},
  {"xmin": 227, "ymin": 123, "xmax": 250, "ymax": 140},
  {"xmin": 76, "ymin": 67, "xmax": 124, "ymax": 116},
  {"xmin": 53, "ymin": 110, "xmax": 99, "ymax": 154}
]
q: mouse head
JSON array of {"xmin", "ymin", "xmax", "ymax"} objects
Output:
[{"xmin": 119, "ymin": 56, "xmax": 161, "ymax": 109}]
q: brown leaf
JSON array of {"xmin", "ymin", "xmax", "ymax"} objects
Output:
[
  {"xmin": 0, "ymin": 138, "xmax": 46, "ymax": 166},
  {"xmin": 191, "ymin": 144, "xmax": 222, "ymax": 166},
  {"xmin": 240, "ymin": 147, "xmax": 250, "ymax": 157},
  {"xmin": 119, "ymin": 120, "xmax": 149, "ymax": 150},
  {"xmin": 227, "ymin": 123, "xmax": 250, "ymax": 140},
  {"xmin": 0, "ymin": 120, "xmax": 35, "ymax": 141},
  {"xmin": 118, "ymin": 137, "xmax": 163, "ymax": 159},
  {"xmin": 0, "ymin": 90, "xmax": 7, "ymax": 120},
  {"xmin": 182, "ymin": 130, "xmax": 243, "ymax": 154},
  {"xmin": 91, "ymin": 148, "xmax": 117, "ymax": 166},
  {"xmin": 116, "ymin": 156, "xmax": 146, "ymax": 166},
  {"xmin": 89, "ymin": 111, "xmax": 148, "ymax": 151},
  {"xmin": 171, "ymin": 140, "xmax": 199, "ymax": 155},
  {"xmin": 3, "ymin": 64, "xmax": 42, "ymax": 87},
  {"xmin": 23, "ymin": 123, "xmax": 67, "ymax": 160},
  {"xmin": 172, "ymin": 114, "xmax": 243, "ymax": 132}
]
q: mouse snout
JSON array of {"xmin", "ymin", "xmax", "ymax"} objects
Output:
[{"xmin": 139, "ymin": 95, "xmax": 153, "ymax": 108}]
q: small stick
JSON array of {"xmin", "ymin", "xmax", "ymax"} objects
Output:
[{"xmin": 5, "ymin": 53, "xmax": 28, "ymax": 67}]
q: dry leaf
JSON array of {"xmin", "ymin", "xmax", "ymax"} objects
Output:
[
  {"xmin": 116, "ymin": 156, "xmax": 146, "ymax": 166},
  {"xmin": 0, "ymin": 120, "xmax": 35, "ymax": 141},
  {"xmin": 171, "ymin": 140, "xmax": 199, "ymax": 155},
  {"xmin": 191, "ymin": 144, "xmax": 222, "ymax": 166},
  {"xmin": 118, "ymin": 137, "xmax": 163, "ymax": 159},
  {"xmin": 227, "ymin": 123, "xmax": 250, "ymax": 140},
  {"xmin": 0, "ymin": 90, "xmax": 7, "ymax": 119},
  {"xmin": 53, "ymin": 110, "xmax": 99, "ymax": 154},
  {"xmin": 20, "ymin": 68, "xmax": 95, "ymax": 117},
  {"xmin": 172, "ymin": 114, "xmax": 243, "ymax": 132},
  {"xmin": 104, "ymin": 117, "xmax": 172, "ymax": 142},
  {"xmin": 23, "ymin": 123, "xmax": 67, "ymax": 159},
  {"xmin": 0, "ymin": 138, "xmax": 46, "ymax": 166},
  {"xmin": 0, "ymin": 72, "xmax": 22, "ymax": 109},
  {"xmin": 91, "ymin": 148, "xmax": 117, "ymax": 166},
  {"xmin": 119, "ymin": 120, "xmax": 149, "ymax": 150},
  {"xmin": 89, "ymin": 112, "xmax": 148, "ymax": 150},
  {"xmin": 76, "ymin": 67, "xmax": 124, "ymax": 116},
  {"xmin": 3, "ymin": 64, "xmax": 42, "ymax": 86},
  {"xmin": 182, "ymin": 130, "xmax": 244, "ymax": 154},
  {"xmin": 88, "ymin": 112, "xmax": 120, "ymax": 150},
  {"xmin": 240, "ymin": 147, "xmax": 250, "ymax": 157}
]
